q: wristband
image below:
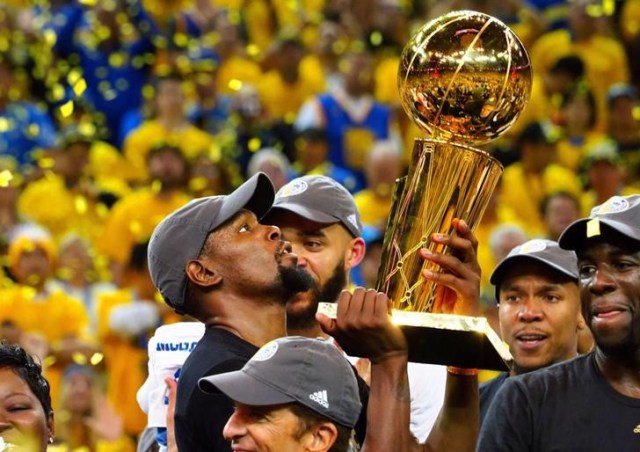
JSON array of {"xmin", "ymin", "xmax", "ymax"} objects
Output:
[{"xmin": 447, "ymin": 366, "xmax": 479, "ymax": 376}]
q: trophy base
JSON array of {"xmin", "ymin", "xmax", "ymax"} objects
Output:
[{"xmin": 318, "ymin": 303, "xmax": 512, "ymax": 372}]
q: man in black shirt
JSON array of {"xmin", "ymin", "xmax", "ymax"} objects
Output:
[
  {"xmin": 479, "ymin": 239, "xmax": 586, "ymax": 423},
  {"xmin": 478, "ymin": 195, "xmax": 640, "ymax": 451},
  {"xmin": 147, "ymin": 172, "xmax": 315, "ymax": 452}
]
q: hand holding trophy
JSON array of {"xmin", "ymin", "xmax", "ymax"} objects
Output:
[{"xmin": 376, "ymin": 10, "xmax": 532, "ymax": 371}]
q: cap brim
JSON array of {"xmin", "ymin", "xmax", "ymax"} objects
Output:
[
  {"xmin": 559, "ymin": 218, "xmax": 640, "ymax": 250},
  {"xmin": 199, "ymin": 370, "xmax": 295, "ymax": 406},
  {"xmin": 217, "ymin": 173, "xmax": 275, "ymax": 228},
  {"xmin": 269, "ymin": 203, "xmax": 339, "ymax": 225},
  {"xmin": 490, "ymin": 254, "xmax": 576, "ymax": 286}
]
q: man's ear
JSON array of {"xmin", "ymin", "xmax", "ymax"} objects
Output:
[
  {"xmin": 186, "ymin": 260, "xmax": 223, "ymax": 288},
  {"xmin": 346, "ymin": 237, "xmax": 366, "ymax": 269},
  {"xmin": 305, "ymin": 421, "xmax": 338, "ymax": 452}
]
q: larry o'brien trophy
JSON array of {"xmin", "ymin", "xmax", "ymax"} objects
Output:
[
  {"xmin": 322, "ymin": 11, "xmax": 531, "ymax": 371},
  {"xmin": 384, "ymin": 10, "xmax": 531, "ymax": 371}
]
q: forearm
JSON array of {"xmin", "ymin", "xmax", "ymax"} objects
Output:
[
  {"xmin": 361, "ymin": 354, "xmax": 422, "ymax": 452},
  {"xmin": 423, "ymin": 369, "xmax": 479, "ymax": 452}
]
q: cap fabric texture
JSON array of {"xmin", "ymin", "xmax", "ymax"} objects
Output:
[
  {"xmin": 147, "ymin": 172, "xmax": 275, "ymax": 312},
  {"xmin": 198, "ymin": 336, "xmax": 362, "ymax": 428},
  {"xmin": 559, "ymin": 195, "xmax": 640, "ymax": 250},
  {"xmin": 271, "ymin": 175, "xmax": 363, "ymax": 237},
  {"xmin": 490, "ymin": 239, "xmax": 578, "ymax": 301},
  {"xmin": 137, "ymin": 322, "xmax": 205, "ymax": 428}
]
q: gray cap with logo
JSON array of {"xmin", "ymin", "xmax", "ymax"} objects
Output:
[
  {"xmin": 490, "ymin": 239, "xmax": 578, "ymax": 302},
  {"xmin": 270, "ymin": 175, "xmax": 363, "ymax": 238},
  {"xmin": 559, "ymin": 195, "xmax": 640, "ymax": 250},
  {"xmin": 198, "ymin": 336, "xmax": 362, "ymax": 428},
  {"xmin": 147, "ymin": 173, "xmax": 275, "ymax": 313}
]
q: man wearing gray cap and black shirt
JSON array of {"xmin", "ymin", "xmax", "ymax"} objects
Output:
[
  {"xmin": 147, "ymin": 172, "xmax": 315, "ymax": 452},
  {"xmin": 478, "ymin": 195, "xmax": 640, "ymax": 451},
  {"xmin": 479, "ymin": 239, "xmax": 588, "ymax": 424}
]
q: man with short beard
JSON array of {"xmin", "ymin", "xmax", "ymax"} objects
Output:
[
  {"xmin": 266, "ymin": 175, "xmax": 469, "ymax": 442},
  {"xmin": 478, "ymin": 194, "xmax": 640, "ymax": 451},
  {"xmin": 147, "ymin": 173, "xmax": 315, "ymax": 452}
]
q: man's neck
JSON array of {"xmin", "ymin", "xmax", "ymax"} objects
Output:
[
  {"xmin": 595, "ymin": 347, "xmax": 640, "ymax": 399},
  {"xmin": 204, "ymin": 297, "xmax": 287, "ymax": 347}
]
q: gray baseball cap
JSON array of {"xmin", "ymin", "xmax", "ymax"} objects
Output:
[
  {"xmin": 198, "ymin": 336, "xmax": 362, "ymax": 428},
  {"xmin": 559, "ymin": 195, "xmax": 640, "ymax": 250},
  {"xmin": 270, "ymin": 175, "xmax": 363, "ymax": 237},
  {"xmin": 147, "ymin": 173, "xmax": 275, "ymax": 313},
  {"xmin": 490, "ymin": 239, "xmax": 578, "ymax": 302}
]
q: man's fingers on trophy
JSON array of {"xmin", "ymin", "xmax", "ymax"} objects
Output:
[{"xmin": 452, "ymin": 218, "xmax": 480, "ymax": 253}]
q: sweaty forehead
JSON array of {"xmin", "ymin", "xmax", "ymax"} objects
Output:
[{"xmin": 577, "ymin": 237, "xmax": 640, "ymax": 260}]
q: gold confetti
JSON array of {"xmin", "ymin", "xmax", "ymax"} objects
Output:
[
  {"xmin": 248, "ymin": 137, "xmax": 261, "ymax": 152},
  {"xmin": 73, "ymin": 78, "xmax": 87, "ymax": 96},
  {"xmin": 228, "ymin": 79, "xmax": 243, "ymax": 91},
  {"xmin": 59, "ymin": 100, "xmax": 74, "ymax": 118},
  {"xmin": 74, "ymin": 195, "xmax": 88, "ymax": 214},
  {"xmin": 90, "ymin": 352, "xmax": 104, "ymax": 366},
  {"xmin": 587, "ymin": 218, "xmax": 601, "ymax": 238},
  {"xmin": 72, "ymin": 352, "xmax": 88, "ymax": 365},
  {"xmin": 0, "ymin": 170, "xmax": 13, "ymax": 187}
]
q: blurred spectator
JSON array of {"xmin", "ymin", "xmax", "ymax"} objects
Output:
[
  {"xmin": 499, "ymin": 121, "xmax": 581, "ymax": 236},
  {"xmin": 0, "ymin": 224, "xmax": 94, "ymax": 411},
  {"xmin": 188, "ymin": 153, "xmax": 235, "ymax": 198},
  {"xmin": 540, "ymin": 191, "xmax": 581, "ymax": 241},
  {"xmin": 223, "ymin": 83, "xmax": 295, "ymax": 175},
  {"xmin": 185, "ymin": 46, "xmax": 232, "ymax": 136},
  {"xmin": 47, "ymin": 0, "xmax": 156, "ymax": 144},
  {"xmin": 354, "ymin": 140, "xmax": 404, "ymax": 229},
  {"xmin": 48, "ymin": 233, "xmax": 117, "ymax": 331},
  {"xmin": 291, "ymin": 127, "xmax": 360, "ymax": 192},
  {"xmin": 606, "ymin": 84, "xmax": 640, "ymax": 185},
  {"xmin": 55, "ymin": 365, "xmax": 135, "ymax": 451},
  {"xmin": 212, "ymin": 13, "xmax": 263, "ymax": 95},
  {"xmin": 246, "ymin": 147, "xmax": 292, "ymax": 191},
  {"xmin": 299, "ymin": 19, "xmax": 348, "ymax": 93},
  {"xmin": 555, "ymin": 83, "xmax": 606, "ymax": 172},
  {"xmin": 529, "ymin": 0, "xmax": 629, "ymax": 132},
  {"xmin": 295, "ymin": 48, "xmax": 399, "ymax": 189},
  {"xmin": 123, "ymin": 74, "xmax": 213, "ymax": 184},
  {"xmin": 257, "ymin": 35, "xmax": 324, "ymax": 122},
  {"xmin": 96, "ymin": 241, "xmax": 162, "ymax": 440},
  {"xmin": 0, "ymin": 157, "xmax": 22, "ymax": 264},
  {"xmin": 475, "ymin": 181, "xmax": 525, "ymax": 298},
  {"xmin": 97, "ymin": 144, "xmax": 190, "ymax": 285},
  {"xmin": 0, "ymin": 57, "xmax": 57, "ymax": 171},
  {"xmin": 17, "ymin": 129, "xmax": 109, "ymax": 245},
  {"xmin": 579, "ymin": 138, "xmax": 638, "ymax": 215}
]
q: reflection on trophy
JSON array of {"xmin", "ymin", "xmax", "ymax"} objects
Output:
[{"xmin": 377, "ymin": 10, "xmax": 532, "ymax": 371}]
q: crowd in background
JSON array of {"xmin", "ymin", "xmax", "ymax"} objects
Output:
[{"xmin": 0, "ymin": 0, "xmax": 639, "ymax": 449}]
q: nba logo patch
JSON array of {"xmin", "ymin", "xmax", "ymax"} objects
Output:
[
  {"xmin": 594, "ymin": 196, "xmax": 629, "ymax": 216},
  {"xmin": 279, "ymin": 180, "xmax": 308, "ymax": 198}
]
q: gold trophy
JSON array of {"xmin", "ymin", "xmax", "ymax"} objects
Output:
[{"xmin": 378, "ymin": 10, "xmax": 531, "ymax": 371}]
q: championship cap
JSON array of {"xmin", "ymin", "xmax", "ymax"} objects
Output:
[
  {"xmin": 270, "ymin": 175, "xmax": 362, "ymax": 237},
  {"xmin": 199, "ymin": 336, "xmax": 362, "ymax": 428}
]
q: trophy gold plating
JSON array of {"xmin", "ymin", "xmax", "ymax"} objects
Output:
[{"xmin": 380, "ymin": 10, "xmax": 532, "ymax": 370}]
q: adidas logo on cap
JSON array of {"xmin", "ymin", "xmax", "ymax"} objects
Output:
[{"xmin": 309, "ymin": 390, "xmax": 329, "ymax": 409}]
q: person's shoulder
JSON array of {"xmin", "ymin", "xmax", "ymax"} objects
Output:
[
  {"xmin": 480, "ymin": 372, "xmax": 509, "ymax": 394},
  {"xmin": 510, "ymin": 354, "xmax": 592, "ymax": 392}
]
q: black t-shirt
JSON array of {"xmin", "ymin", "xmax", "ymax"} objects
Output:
[
  {"xmin": 479, "ymin": 371, "xmax": 509, "ymax": 426},
  {"xmin": 478, "ymin": 353, "xmax": 640, "ymax": 451},
  {"xmin": 174, "ymin": 327, "xmax": 259, "ymax": 452}
]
